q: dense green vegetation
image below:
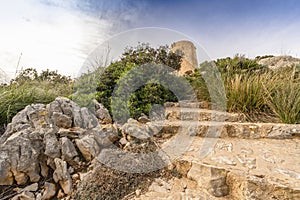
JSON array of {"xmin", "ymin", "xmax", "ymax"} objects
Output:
[
  {"xmin": 1, "ymin": 46, "xmax": 300, "ymax": 134},
  {"xmin": 96, "ymin": 44, "xmax": 184, "ymax": 122}
]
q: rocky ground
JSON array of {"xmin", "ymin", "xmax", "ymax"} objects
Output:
[
  {"xmin": 0, "ymin": 98, "xmax": 299, "ymax": 199},
  {"xmin": 258, "ymin": 55, "xmax": 300, "ymax": 70}
]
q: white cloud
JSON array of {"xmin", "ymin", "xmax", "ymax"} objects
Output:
[{"xmin": 0, "ymin": 0, "xmax": 114, "ymax": 81}]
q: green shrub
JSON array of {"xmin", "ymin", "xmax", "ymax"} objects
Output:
[
  {"xmin": 71, "ymin": 67, "xmax": 105, "ymax": 109},
  {"xmin": 184, "ymin": 68, "xmax": 210, "ymax": 102},
  {"xmin": 96, "ymin": 44, "xmax": 183, "ymax": 123},
  {"xmin": 216, "ymin": 54, "xmax": 266, "ymax": 76}
]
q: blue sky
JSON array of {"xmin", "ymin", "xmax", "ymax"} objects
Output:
[{"xmin": 1, "ymin": 0, "xmax": 300, "ymax": 81}]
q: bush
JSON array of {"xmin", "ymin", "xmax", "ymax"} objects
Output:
[
  {"xmin": 71, "ymin": 67, "xmax": 105, "ymax": 109},
  {"xmin": 184, "ymin": 68, "xmax": 210, "ymax": 102},
  {"xmin": 96, "ymin": 44, "xmax": 183, "ymax": 123},
  {"xmin": 216, "ymin": 54, "xmax": 266, "ymax": 76}
]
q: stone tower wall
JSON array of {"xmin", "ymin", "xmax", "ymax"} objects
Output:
[{"xmin": 171, "ymin": 40, "xmax": 198, "ymax": 75}]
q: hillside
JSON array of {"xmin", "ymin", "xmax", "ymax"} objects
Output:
[{"xmin": 0, "ymin": 43, "xmax": 300, "ymax": 199}]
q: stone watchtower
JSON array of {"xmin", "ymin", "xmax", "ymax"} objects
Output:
[{"xmin": 171, "ymin": 40, "xmax": 198, "ymax": 75}]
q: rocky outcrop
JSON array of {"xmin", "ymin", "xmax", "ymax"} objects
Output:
[
  {"xmin": 0, "ymin": 97, "xmax": 118, "ymax": 199},
  {"xmin": 258, "ymin": 55, "xmax": 300, "ymax": 70},
  {"xmin": 1, "ymin": 98, "xmax": 300, "ymax": 199}
]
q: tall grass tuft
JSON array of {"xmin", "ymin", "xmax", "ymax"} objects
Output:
[
  {"xmin": 224, "ymin": 72, "xmax": 266, "ymax": 115},
  {"xmin": 263, "ymin": 66, "xmax": 300, "ymax": 124}
]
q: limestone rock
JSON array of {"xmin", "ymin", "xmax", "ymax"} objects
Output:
[
  {"xmin": 44, "ymin": 128, "xmax": 61, "ymax": 159},
  {"xmin": 138, "ymin": 113, "xmax": 150, "ymax": 123},
  {"xmin": 93, "ymin": 99, "xmax": 112, "ymax": 124},
  {"xmin": 41, "ymin": 182, "xmax": 57, "ymax": 200},
  {"xmin": 21, "ymin": 183, "xmax": 39, "ymax": 192},
  {"xmin": 12, "ymin": 191, "xmax": 35, "ymax": 200},
  {"xmin": 46, "ymin": 99, "xmax": 62, "ymax": 116},
  {"xmin": 1, "ymin": 130, "xmax": 43, "ymax": 185},
  {"xmin": 211, "ymin": 156, "xmax": 237, "ymax": 166},
  {"xmin": 57, "ymin": 127, "xmax": 83, "ymax": 139},
  {"xmin": 52, "ymin": 112, "xmax": 72, "ymax": 129},
  {"xmin": 75, "ymin": 135, "xmax": 101, "ymax": 161},
  {"xmin": 0, "ymin": 151, "xmax": 14, "ymax": 185},
  {"xmin": 258, "ymin": 55, "xmax": 300, "ymax": 70},
  {"xmin": 61, "ymin": 137, "xmax": 78, "ymax": 165},
  {"xmin": 187, "ymin": 163, "xmax": 229, "ymax": 197},
  {"xmin": 80, "ymin": 107, "xmax": 99, "ymax": 129},
  {"xmin": 53, "ymin": 158, "xmax": 72, "ymax": 195},
  {"xmin": 122, "ymin": 118, "xmax": 151, "ymax": 140},
  {"xmin": 92, "ymin": 124, "xmax": 119, "ymax": 147},
  {"xmin": 0, "ymin": 97, "xmax": 108, "ymax": 187}
]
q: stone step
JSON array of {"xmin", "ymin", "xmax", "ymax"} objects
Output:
[
  {"xmin": 165, "ymin": 107, "xmax": 245, "ymax": 122},
  {"xmin": 133, "ymin": 137, "xmax": 300, "ymax": 199},
  {"xmin": 180, "ymin": 137, "xmax": 300, "ymax": 199},
  {"xmin": 151, "ymin": 120, "xmax": 300, "ymax": 139},
  {"xmin": 164, "ymin": 101, "xmax": 212, "ymax": 109}
]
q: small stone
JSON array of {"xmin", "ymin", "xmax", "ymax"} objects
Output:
[
  {"xmin": 42, "ymin": 182, "xmax": 56, "ymax": 200},
  {"xmin": 61, "ymin": 137, "xmax": 78, "ymax": 165},
  {"xmin": 68, "ymin": 166, "xmax": 74, "ymax": 174},
  {"xmin": 12, "ymin": 191, "xmax": 35, "ymax": 200},
  {"xmin": 138, "ymin": 113, "xmax": 150, "ymax": 123},
  {"xmin": 72, "ymin": 173, "xmax": 79, "ymax": 181},
  {"xmin": 53, "ymin": 158, "xmax": 72, "ymax": 195},
  {"xmin": 236, "ymin": 154, "xmax": 256, "ymax": 169},
  {"xmin": 75, "ymin": 135, "xmax": 101, "ymax": 161},
  {"xmin": 52, "ymin": 112, "xmax": 72, "ymax": 129},
  {"xmin": 58, "ymin": 128, "xmax": 83, "ymax": 139},
  {"xmin": 57, "ymin": 189, "xmax": 65, "ymax": 199},
  {"xmin": 122, "ymin": 118, "xmax": 150, "ymax": 140},
  {"xmin": 93, "ymin": 99, "xmax": 112, "ymax": 124},
  {"xmin": 135, "ymin": 189, "xmax": 141, "ymax": 197},
  {"xmin": 92, "ymin": 124, "xmax": 119, "ymax": 147},
  {"xmin": 119, "ymin": 137, "xmax": 128, "ymax": 146},
  {"xmin": 21, "ymin": 183, "xmax": 38, "ymax": 193},
  {"xmin": 36, "ymin": 193, "xmax": 42, "ymax": 200}
]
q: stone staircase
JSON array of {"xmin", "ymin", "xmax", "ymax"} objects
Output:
[{"xmin": 132, "ymin": 102, "xmax": 300, "ymax": 200}]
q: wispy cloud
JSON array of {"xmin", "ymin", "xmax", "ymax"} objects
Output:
[{"xmin": 0, "ymin": 0, "xmax": 142, "ymax": 81}]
